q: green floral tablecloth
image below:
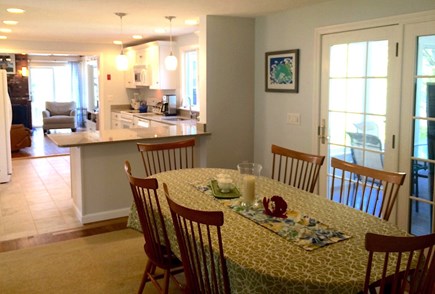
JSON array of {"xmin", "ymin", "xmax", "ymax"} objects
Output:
[{"xmin": 127, "ymin": 168, "xmax": 408, "ymax": 294}]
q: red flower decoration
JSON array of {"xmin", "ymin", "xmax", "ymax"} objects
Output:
[{"xmin": 263, "ymin": 195, "xmax": 288, "ymax": 218}]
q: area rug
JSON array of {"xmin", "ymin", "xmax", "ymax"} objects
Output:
[{"xmin": 0, "ymin": 229, "xmax": 163, "ymax": 293}]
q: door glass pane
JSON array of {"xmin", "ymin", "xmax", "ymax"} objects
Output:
[
  {"xmin": 366, "ymin": 78, "xmax": 387, "ymax": 115},
  {"xmin": 330, "ymin": 44, "xmax": 347, "ymax": 77},
  {"xmin": 416, "ymin": 35, "xmax": 435, "ymax": 76},
  {"xmin": 367, "ymin": 40, "xmax": 388, "ymax": 77},
  {"xmin": 346, "ymin": 79, "xmax": 365, "ymax": 112},
  {"xmin": 410, "ymin": 35, "xmax": 435, "ymax": 235},
  {"xmin": 348, "ymin": 42, "xmax": 367, "ymax": 77}
]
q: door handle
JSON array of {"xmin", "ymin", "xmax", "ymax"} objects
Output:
[{"xmin": 318, "ymin": 119, "xmax": 327, "ymax": 144}]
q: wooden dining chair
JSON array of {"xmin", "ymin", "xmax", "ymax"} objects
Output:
[
  {"xmin": 363, "ymin": 232, "xmax": 435, "ymax": 294},
  {"xmin": 137, "ymin": 138, "xmax": 195, "ymax": 177},
  {"xmin": 271, "ymin": 144, "xmax": 325, "ymax": 193},
  {"xmin": 163, "ymin": 183, "xmax": 231, "ymax": 294},
  {"xmin": 124, "ymin": 161, "xmax": 184, "ymax": 294},
  {"xmin": 330, "ymin": 157, "xmax": 406, "ymax": 221}
]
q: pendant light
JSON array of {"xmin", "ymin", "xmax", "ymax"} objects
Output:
[
  {"xmin": 115, "ymin": 12, "xmax": 128, "ymax": 71},
  {"xmin": 164, "ymin": 16, "xmax": 177, "ymax": 71}
]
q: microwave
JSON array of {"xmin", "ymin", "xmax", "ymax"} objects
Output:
[{"xmin": 134, "ymin": 65, "xmax": 150, "ymax": 86}]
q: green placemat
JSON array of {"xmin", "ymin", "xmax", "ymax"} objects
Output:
[{"xmin": 210, "ymin": 180, "xmax": 241, "ymax": 199}]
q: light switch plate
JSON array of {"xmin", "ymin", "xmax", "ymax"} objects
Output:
[{"xmin": 287, "ymin": 113, "xmax": 300, "ymax": 125}]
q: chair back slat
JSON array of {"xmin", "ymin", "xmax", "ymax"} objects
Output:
[
  {"xmin": 330, "ymin": 157, "xmax": 406, "ymax": 221},
  {"xmin": 138, "ymin": 138, "xmax": 195, "ymax": 177},
  {"xmin": 271, "ymin": 144, "xmax": 325, "ymax": 193},
  {"xmin": 164, "ymin": 184, "xmax": 231, "ymax": 294},
  {"xmin": 364, "ymin": 232, "xmax": 435, "ymax": 294}
]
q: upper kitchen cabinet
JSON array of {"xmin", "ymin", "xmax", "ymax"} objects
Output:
[
  {"xmin": 124, "ymin": 47, "xmax": 136, "ymax": 89},
  {"xmin": 146, "ymin": 41, "xmax": 177, "ymax": 90},
  {"xmin": 135, "ymin": 48, "xmax": 147, "ymax": 65}
]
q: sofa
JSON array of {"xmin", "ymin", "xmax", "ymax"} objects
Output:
[
  {"xmin": 42, "ymin": 101, "xmax": 76, "ymax": 134},
  {"xmin": 10, "ymin": 124, "xmax": 32, "ymax": 152}
]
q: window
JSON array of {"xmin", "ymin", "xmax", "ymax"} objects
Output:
[{"xmin": 181, "ymin": 47, "xmax": 198, "ymax": 110}]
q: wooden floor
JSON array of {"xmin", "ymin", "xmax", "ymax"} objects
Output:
[
  {"xmin": 12, "ymin": 127, "xmax": 76, "ymax": 159},
  {"xmin": 0, "ymin": 217, "xmax": 129, "ymax": 253}
]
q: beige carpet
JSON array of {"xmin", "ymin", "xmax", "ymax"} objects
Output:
[{"xmin": 0, "ymin": 229, "xmax": 182, "ymax": 293}]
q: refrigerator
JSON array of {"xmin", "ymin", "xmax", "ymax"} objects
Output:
[{"xmin": 0, "ymin": 69, "xmax": 12, "ymax": 183}]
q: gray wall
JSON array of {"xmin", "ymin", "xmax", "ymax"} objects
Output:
[
  {"xmin": 254, "ymin": 0, "xmax": 435, "ymax": 177},
  {"xmin": 204, "ymin": 16, "xmax": 255, "ymax": 168}
]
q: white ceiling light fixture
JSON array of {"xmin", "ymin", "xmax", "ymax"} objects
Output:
[
  {"xmin": 0, "ymin": 36, "xmax": 7, "ymax": 40},
  {"xmin": 7, "ymin": 8, "xmax": 25, "ymax": 14},
  {"xmin": 3, "ymin": 20, "xmax": 18, "ymax": 25},
  {"xmin": 132, "ymin": 35, "xmax": 143, "ymax": 40},
  {"xmin": 164, "ymin": 16, "xmax": 177, "ymax": 71},
  {"xmin": 114, "ymin": 12, "xmax": 128, "ymax": 71},
  {"xmin": 0, "ymin": 28, "xmax": 12, "ymax": 33}
]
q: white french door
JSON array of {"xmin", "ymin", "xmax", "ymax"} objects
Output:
[
  {"xmin": 399, "ymin": 20, "xmax": 435, "ymax": 235},
  {"xmin": 318, "ymin": 25, "xmax": 402, "ymax": 221}
]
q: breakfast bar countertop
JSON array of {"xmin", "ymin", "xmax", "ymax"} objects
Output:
[{"xmin": 47, "ymin": 124, "xmax": 209, "ymax": 148}]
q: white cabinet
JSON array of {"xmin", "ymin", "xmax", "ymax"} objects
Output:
[
  {"xmin": 111, "ymin": 112, "xmax": 122, "ymax": 129},
  {"xmin": 149, "ymin": 120, "xmax": 172, "ymax": 128},
  {"xmin": 124, "ymin": 48, "xmax": 136, "ymax": 89},
  {"xmin": 145, "ymin": 41, "xmax": 177, "ymax": 90},
  {"xmin": 135, "ymin": 48, "xmax": 147, "ymax": 65}
]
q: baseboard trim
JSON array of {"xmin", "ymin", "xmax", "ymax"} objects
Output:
[{"xmin": 80, "ymin": 208, "xmax": 132, "ymax": 224}]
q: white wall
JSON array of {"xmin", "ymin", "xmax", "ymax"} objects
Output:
[
  {"xmin": 1, "ymin": 40, "xmax": 128, "ymax": 130},
  {"xmin": 254, "ymin": 0, "xmax": 435, "ymax": 177}
]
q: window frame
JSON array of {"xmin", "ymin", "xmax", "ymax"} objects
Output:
[{"xmin": 179, "ymin": 45, "xmax": 199, "ymax": 111}]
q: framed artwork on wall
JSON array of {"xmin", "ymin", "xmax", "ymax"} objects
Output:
[
  {"xmin": 265, "ymin": 49, "xmax": 299, "ymax": 93},
  {"xmin": 0, "ymin": 54, "xmax": 15, "ymax": 74}
]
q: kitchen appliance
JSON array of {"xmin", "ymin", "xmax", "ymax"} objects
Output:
[
  {"xmin": 0, "ymin": 69, "xmax": 12, "ymax": 183},
  {"xmin": 161, "ymin": 95, "xmax": 177, "ymax": 116},
  {"xmin": 130, "ymin": 99, "xmax": 140, "ymax": 110},
  {"xmin": 134, "ymin": 65, "xmax": 150, "ymax": 86},
  {"xmin": 119, "ymin": 111, "xmax": 134, "ymax": 128}
]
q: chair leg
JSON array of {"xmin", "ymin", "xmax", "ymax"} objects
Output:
[
  {"xmin": 162, "ymin": 270, "xmax": 171, "ymax": 294},
  {"xmin": 138, "ymin": 260, "xmax": 153, "ymax": 294}
]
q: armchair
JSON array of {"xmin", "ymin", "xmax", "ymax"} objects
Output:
[
  {"xmin": 10, "ymin": 124, "xmax": 32, "ymax": 152},
  {"xmin": 42, "ymin": 101, "xmax": 76, "ymax": 134}
]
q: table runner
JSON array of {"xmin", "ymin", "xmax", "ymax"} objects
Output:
[{"xmin": 223, "ymin": 199, "xmax": 351, "ymax": 251}]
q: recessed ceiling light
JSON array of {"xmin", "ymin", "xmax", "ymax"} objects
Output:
[
  {"xmin": 3, "ymin": 20, "xmax": 18, "ymax": 25},
  {"xmin": 0, "ymin": 36, "xmax": 8, "ymax": 40},
  {"xmin": 154, "ymin": 28, "xmax": 166, "ymax": 34},
  {"xmin": 132, "ymin": 35, "xmax": 143, "ymax": 39},
  {"xmin": 113, "ymin": 40, "xmax": 122, "ymax": 45},
  {"xmin": 0, "ymin": 28, "xmax": 12, "ymax": 33},
  {"xmin": 7, "ymin": 8, "xmax": 25, "ymax": 14},
  {"xmin": 185, "ymin": 19, "xmax": 199, "ymax": 25}
]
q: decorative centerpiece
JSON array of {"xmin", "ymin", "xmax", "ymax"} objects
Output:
[{"xmin": 263, "ymin": 195, "xmax": 288, "ymax": 218}]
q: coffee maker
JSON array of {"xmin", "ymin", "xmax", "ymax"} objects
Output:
[{"xmin": 161, "ymin": 95, "xmax": 177, "ymax": 116}]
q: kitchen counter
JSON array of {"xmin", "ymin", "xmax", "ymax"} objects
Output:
[
  {"xmin": 48, "ymin": 122, "xmax": 210, "ymax": 224},
  {"xmin": 48, "ymin": 123, "xmax": 206, "ymax": 147}
]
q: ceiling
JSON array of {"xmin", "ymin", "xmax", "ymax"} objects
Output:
[{"xmin": 0, "ymin": 0, "xmax": 332, "ymax": 46}]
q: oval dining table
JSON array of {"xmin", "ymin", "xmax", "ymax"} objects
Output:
[{"xmin": 127, "ymin": 168, "xmax": 408, "ymax": 294}]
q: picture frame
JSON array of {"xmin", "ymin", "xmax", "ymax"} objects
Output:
[
  {"xmin": 0, "ymin": 54, "xmax": 15, "ymax": 74},
  {"xmin": 265, "ymin": 49, "xmax": 299, "ymax": 93}
]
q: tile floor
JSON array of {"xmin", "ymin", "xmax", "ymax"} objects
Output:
[{"xmin": 0, "ymin": 156, "xmax": 82, "ymax": 241}]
